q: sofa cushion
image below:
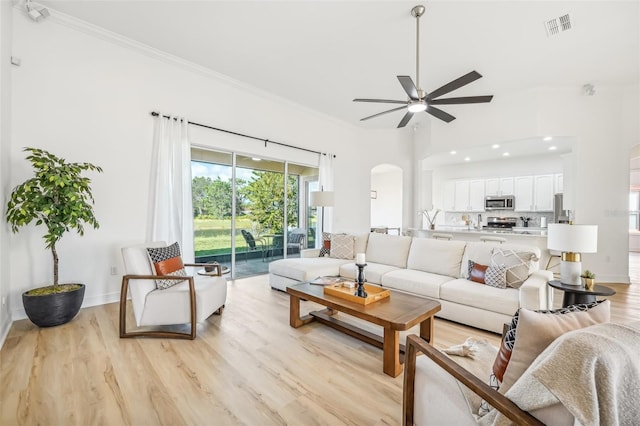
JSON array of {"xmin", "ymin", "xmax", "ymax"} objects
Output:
[
  {"xmin": 459, "ymin": 242, "xmax": 541, "ymax": 279},
  {"xmin": 381, "ymin": 269, "xmax": 452, "ymax": 299},
  {"xmin": 330, "ymin": 234, "xmax": 354, "ymax": 259},
  {"xmin": 365, "ymin": 233, "xmax": 413, "ymax": 268},
  {"xmin": 490, "ymin": 248, "xmax": 538, "ymax": 289},
  {"xmin": 339, "ymin": 262, "xmax": 399, "ymax": 285},
  {"xmin": 269, "ymin": 257, "xmax": 351, "ymax": 282},
  {"xmin": 440, "ymin": 278, "xmax": 520, "ymax": 316},
  {"xmin": 319, "ymin": 232, "xmax": 332, "ymax": 257},
  {"xmin": 407, "ymin": 238, "xmax": 467, "ymax": 278},
  {"xmin": 353, "ymin": 233, "xmax": 369, "ymax": 256}
]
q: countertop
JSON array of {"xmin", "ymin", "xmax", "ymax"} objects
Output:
[{"xmin": 409, "ymin": 226, "xmax": 548, "ymax": 237}]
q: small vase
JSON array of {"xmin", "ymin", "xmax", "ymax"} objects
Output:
[{"xmin": 583, "ymin": 278, "xmax": 595, "ymax": 290}]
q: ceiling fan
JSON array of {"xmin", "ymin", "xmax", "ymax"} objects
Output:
[{"xmin": 354, "ymin": 5, "xmax": 493, "ymax": 128}]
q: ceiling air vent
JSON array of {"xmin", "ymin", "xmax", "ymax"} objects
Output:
[{"xmin": 545, "ymin": 13, "xmax": 572, "ymax": 37}]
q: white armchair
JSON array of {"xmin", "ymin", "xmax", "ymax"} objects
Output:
[{"xmin": 120, "ymin": 242, "xmax": 227, "ymax": 340}]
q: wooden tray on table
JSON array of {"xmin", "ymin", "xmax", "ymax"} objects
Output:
[{"xmin": 323, "ymin": 283, "xmax": 390, "ymax": 305}]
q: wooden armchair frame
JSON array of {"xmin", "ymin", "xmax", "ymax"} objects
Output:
[
  {"xmin": 402, "ymin": 334, "xmax": 544, "ymax": 426},
  {"xmin": 119, "ymin": 263, "xmax": 222, "ymax": 340}
]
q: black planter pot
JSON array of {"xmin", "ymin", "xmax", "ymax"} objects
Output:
[{"xmin": 22, "ymin": 283, "xmax": 85, "ymax": 327}]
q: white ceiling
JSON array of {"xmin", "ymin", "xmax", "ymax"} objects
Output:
[{"xmin": 36, "ymin": 0, "xmax": 639, "ymax": 132}]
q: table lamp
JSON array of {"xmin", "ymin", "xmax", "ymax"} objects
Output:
[
  {"xmin": 310, "ymin": 189, "xmax": 334, "ymax": 234},
  {"xmin": 547, "ymin": 224, "xmax": 598, "ymax": 286}
]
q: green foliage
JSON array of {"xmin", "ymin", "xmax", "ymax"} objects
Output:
[
  {"xmin": 6, "ymin": 147, "xmax": 103, "ymax": 287},
  {"xmin": 581, "ymin": 270, "xmax": 596, "ymax": 279},
  {"xmin": 241, "ymin": 171, "xmax": 298, "ymax": 233},
  {"xmin": 192, "ymin": 176, "xmax": 246, "ymax": 218}
]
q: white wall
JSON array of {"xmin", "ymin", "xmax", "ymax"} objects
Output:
[
  {"xmin": 0, "ymin": 0, "xmax": 14, "ymax": 343},
  {"xmin": 6, "ymin": 10, "xmax": 413, "ymax": 321},
  {"xmin": 370, "ymin": 166, "xmax": 403, "ymax": 230}
]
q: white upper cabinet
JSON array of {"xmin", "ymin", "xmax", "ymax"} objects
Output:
[
  {"xmin": 469, "ymin": 180, "xmax": 486, "ymax": 211},
  {"xmin": 534, "ymin": 174, "xmax": 554, "ymax": 211},
  {"xmin": 443, "ymin": 180, "xmax": 456, "ymax": 211},
  {"xmin": 444, "ymin": 179, "xmax": 485, "ymax": 211},
  {"xmin": 514, "ymin": 174, "xmax": 554, "ymax": 212},
  {"xmin": 486, "ymin": 177, "xmax": 514, "ymax": 196},
  {"xmin": 514, "ymin": 176, "xmax": 534, "ymax": 211},
  {"xmin": 554, "ymin": 173, "xmax": 564, "ymax": 194}
]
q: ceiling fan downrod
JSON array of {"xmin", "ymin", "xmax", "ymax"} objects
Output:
[{"xmin": 411, "ymin": 5, "xmax": 425, "ymax": 97}]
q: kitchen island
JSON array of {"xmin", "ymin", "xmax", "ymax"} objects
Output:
[{"xmin": 408, "ymin": 227, "xmax": 553, "ymax": 270}]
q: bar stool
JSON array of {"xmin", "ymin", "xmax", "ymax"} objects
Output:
[
  {"xmin": 480, "ymin": 236, "xmax": 507, "ymax": 244},
  {"xmin": 432, "ymin": 233, "xmax": 453, "ymax": 240}
]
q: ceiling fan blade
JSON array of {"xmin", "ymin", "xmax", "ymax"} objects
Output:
[
  {"xmin": 397, "ymin": 111, "xmax": 414, "ymax": 128},
  {"xmin": 353, "ymin": 98, "xmax": 407, "ymax": 104},
  {"xmin": 360, "ymin": 105, "xmax": 407, "ymax": 122},
  {"xmin": 429, "ymin": 95, "xmax": 494, "ymax": 105},
  {"xmin": 426, "ymin": 71, "xmax": 483, "ymax": 101},
  {"xmin": 397, "ymin": 76, "xmax": 419, "ymax": 100},
  {"xmin": 426, "ymin": 105, "xmax": 456, "ymax": 123}
]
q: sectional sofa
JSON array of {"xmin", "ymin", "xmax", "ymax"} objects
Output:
[{"xmin": 268, "ymin": 232, "xmax": 554, "ymax": 333}]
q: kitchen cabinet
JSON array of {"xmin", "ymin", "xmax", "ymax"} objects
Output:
[
  {"xmin": 443, "ymin": 180, "xmax": 456, "ymax": 211},
  {"xmin": 485, "ymin": 177, "xmax": 514, "ymax": 196},
  {"xmin": 514, "ymin": 174, "xmax": 554, "ymax": 212},
  {"xmin": 534, "ymin": 174, "xmax": 554, "ymax": 211},
  {"xmin": 555, "ymin": 173, "xmax": 563, "ymax": 194},
  {"xmin": 514, "ymin": 176, "xmax": 534, "ymax": 211},
  {"xmin": 469, "ymin": 180, "xmax": 486, "ymax": 211},
  {"xmin": 443, "ymin": 179, "xmax": 485, "ymax": 211}
]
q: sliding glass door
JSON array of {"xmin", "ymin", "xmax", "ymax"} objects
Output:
[{"xmin": 191, "ymin": 148, "xmax": 318, "ymax": 279}]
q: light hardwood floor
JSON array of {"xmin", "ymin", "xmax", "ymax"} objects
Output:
[{"xmin": 1, "ymin": 271, "xmax": 638, "ymax": 425}]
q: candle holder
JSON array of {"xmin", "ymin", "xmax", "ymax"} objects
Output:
[{"xmin": 355, "ymin": 263, "xmax": 367, "ymax": 298}]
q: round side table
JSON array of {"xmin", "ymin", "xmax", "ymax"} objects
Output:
[{"xmin": 547, "ymin": 280, "xmax": 615, "ymax": 308}]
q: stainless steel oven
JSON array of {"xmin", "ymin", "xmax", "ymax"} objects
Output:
[{"xmin": 484, "ymin": 195, "xmax": 515, "ymax": 211}]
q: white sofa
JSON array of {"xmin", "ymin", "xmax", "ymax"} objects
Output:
[{"xmin": 269, "ymin": 232, "xmax": 553, "ymax": 333}]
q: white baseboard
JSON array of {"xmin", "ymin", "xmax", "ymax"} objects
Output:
[
  {"xmin": 0, "ymin": 313, "xmax": 12, "ymax": 350},
  {"xmin": 598, "ymin": 274, "xmax": 631, "ymax": 285}
]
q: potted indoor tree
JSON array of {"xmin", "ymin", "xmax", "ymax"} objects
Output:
[{"xmin": 6, "ymin": 147, "xmax": 103, "ymax": 327}]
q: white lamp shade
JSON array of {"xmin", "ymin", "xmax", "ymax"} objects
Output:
[
  {"xmin": 547, "ymin": 224, "xmax": 598, "ymax": 253},
  {"xmin": 310, "ymin": 191, "xmax": 334, "ymax": 207}
]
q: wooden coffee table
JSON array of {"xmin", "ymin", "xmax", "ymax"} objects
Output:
[{"xmin": 287, "ymin": 282, "xmax": 441, "ymax": 377}]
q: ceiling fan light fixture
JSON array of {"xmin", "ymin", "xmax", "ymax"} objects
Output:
[{"xmin": 408, "ymin": 101, "xmax": 427, "ymax": 113}]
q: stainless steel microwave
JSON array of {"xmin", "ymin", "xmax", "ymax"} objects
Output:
[{"xmin": 485, "ymin": 195, "xmax": 515, "ymax": 210}]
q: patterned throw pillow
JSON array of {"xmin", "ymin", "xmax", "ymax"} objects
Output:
[
  {"xmin": 467, "ymin": 260, "xmax": 507, "ymax": 288},
  {"xmin": 319, "ymin": 232, "xmax": 331, "ymax": 257},
  {"xmin": 329, "ymin": 234, "xmax": 355, "ymax": 260},
  {"xmin": 146, "ymin": 242, "xmax": 188, "ymax": 290},
  {"xmin": 490, "ymin": 248, "xmax": 538, "ymax": 288}
]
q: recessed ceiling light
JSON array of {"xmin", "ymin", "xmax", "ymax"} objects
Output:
[
  {"xmin": 450, "ymin": 150, "xmax": 457, "ymax": 155},
  {"xmin": 543, "ymin": 136, "xmax": 552, "ymax": 141},
  {"xmin": 251, "ymin": 157, "xmax": 262, "ymax": 161},
  {"xmin": 549, "ymin": 146, "xmax": 557, "ymax": 151},
  {"xmin": 464, "ymin": 157, "xmax": 471, "ymax": 162},
  {"xmin": 502, "ymin": 152, "xmax": 510, "ymax": 157},
  {"xmin": 492, "ymin": 144, "xmax": 500, "ymax": 149}
]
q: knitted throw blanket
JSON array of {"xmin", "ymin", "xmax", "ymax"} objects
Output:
[{"xmin": 484, "ymin": 322, "xmax": 640, "ymax": 426}]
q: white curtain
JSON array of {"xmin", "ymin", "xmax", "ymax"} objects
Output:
[
  {"xmin": 318, "ymin": 153, "xmax": 335, "ymax": 237},
  {"xmin": 147, "ymin": 113, "xmax": 194, "ymax": 262}
]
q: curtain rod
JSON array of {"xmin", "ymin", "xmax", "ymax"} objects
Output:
[{"xmin": 150, "ymin": 112, "xmax": 335, "ymax": 158}]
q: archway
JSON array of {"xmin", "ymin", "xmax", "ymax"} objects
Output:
[{"xmin": 370, "ymin": 164, "xmax": 403, "ymax": 235}]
